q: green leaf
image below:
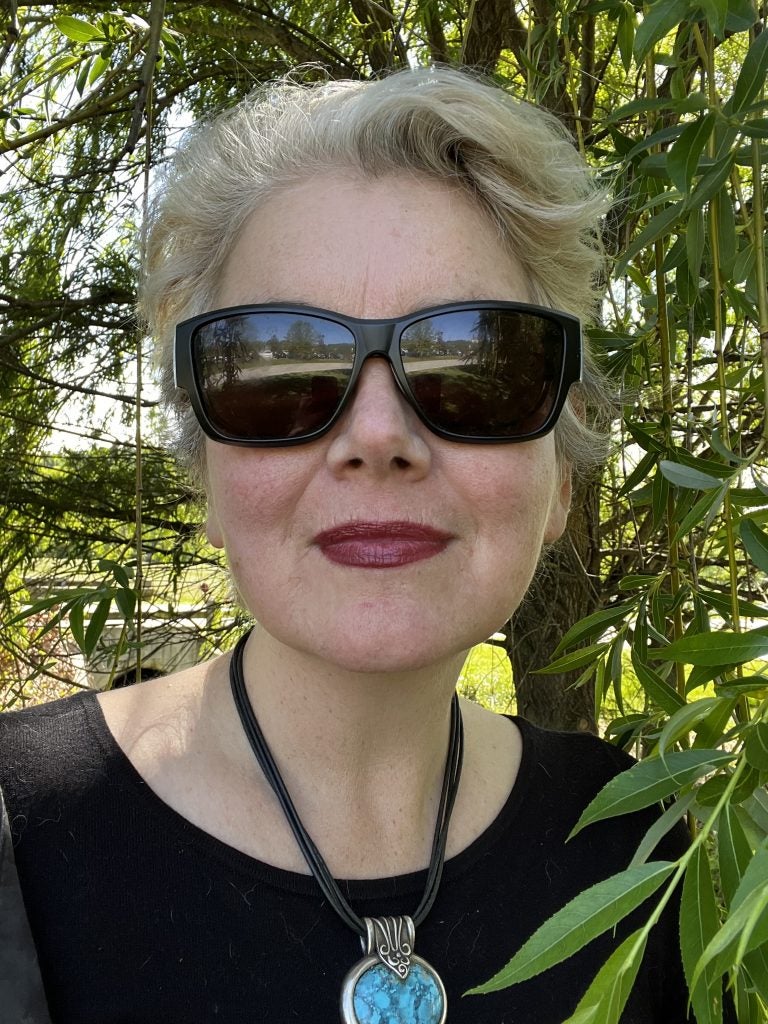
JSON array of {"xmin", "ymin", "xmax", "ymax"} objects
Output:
[
  {"xmin": 724, "ymin": 0, "xmax": 757, "ymax": 32},
  {"xmin": 715, "ymin": 191, "xmax": 738, "ymax": 276},
  {"xmin": 692, "ymin": 845, "xmax": 768, "ymax": 988},
  {"xmin": 609, "ymin": 633, "xmax": 627, "ymax": 715},
  {"xmin": 631, "ymin": 652, "xmax": 686, "ymax": 715},
  {"xmin": 684, "ymin": 153, "xmax": 735, "ymax": 211},
  {"xmin": 745, "ymin": 723, "xmax": 768, "ymax": 772},
  {"xmin": 561, "ymin": 929, "xmax": 648, "ymax": 1024},
  {"xmin": 552, "ymin": 603, "xmax": 634, "ymax": 657},
  {"xmin": 670, "ymin": 449, "xmax": 734, "ymax": 478},
  {"xmin": 74, "ymin": 56, "xmax": 91, "ymax": 97},
  {"xmin": 697, "ymin": 586, "xmax": 768, "ymax": 623},
  {"xmin": 88, "ymin": 52, "xmax": 109, "ymax": 86},
  {"xmin": 743, "ymin": 945, "xmax": 768, "ymax": 1010},
  {"xmin": 729, "ymin": 840, "xmax": 768, "ymax": 915},
  {"xmin": 624, "ymin": 421, "xmax": 665, "ymax": 454},
  {"xmin": 651, "ymin": 468, "xmax": 670, "ymax": 531},
  {"xmin": 54, "ymin": 15, "xmax": 102, "ymax": 42},
  {"xmin": 715, "ymin": 677, "xmax": 768, "ymax": 698},
  {"xmin": 656, "ymin": 698, "xmax": 724, "ymax": 756},
  {"xmin": 697, "ymin": 0, "xmax": 728, "ymax": 37},
  {"xmin": 69, "ymin": 601, "xmax": 85, "ymax": 653},
  {"xmin": 740, "ymin": 518, "xmax": 768, "ymax": 574},
  {"xmin": 742, "ymin": 789, "xmax": 768, "ymax": 839},
  {"xmin": 617, "ymin": 3, "xmax": 635, "ymax": 72},
  {"xmin": 730, "ymin": 29, "xmax": 768, "ymax": 115},
  {"xmin": 99, "ymin": 558, "xmax": 132, "ymax": 590},
  {"xmin": 651, "ymin": 629, "xmax": 768, "ymax": 667},
  {"xmin": 533, "ymin": 642, "xmax": 610, "ymax": 675},
  {"xmin": 5, "ymin": 588, "xmax": 97, "ymax": 627},
  {"xmin": 685, "ymin": 206, "xmax": 706, "ymax": 280},
  {"xmin": 114, "ymin": 588, "xmax": 136, "ymax": 622},
  {"xmin": 667, "ymin": 113, "xmax": 716, "ymax": 194},
  {"xmin": 680, "ymin": 845, "xmax": 723, "ymax": 1024},
  {"xmin": 671, "ymin": 482, "xmax": 728, "ymax": 545},
  {"xmin": 616, "ymin": 202, "xmax": 684, "ymax": 274},
  {"xmin": 607, "ymin": 93, "xmax": 708, "ymax": 124},
  {"xmin": 619, "ymin": 450, "xmax": 659, "ymax": 497},
  {"xmin": 619, "ymin": 574, "xmax": 659, "ymax": 591},
  {"xmin": 659, "ymin": 460, "xmax": 724, "ymax": 490},
  {"xmin": 633, "ymin": 0, "xmax": 691, "ymax": 63},
  {"xmin": 465, "ymin": 862, "xmax": 674, "ymax": 994},
  {"xmin": 718, "ymin": 804, "xmax": 754, "ymax": 909},
  {"xmin": 692, "ymin": 697, "xmax": 738, "ymax": 749},
  {"xmin": 84, "ymin": 597, "xmax": 111, "ymax": 658},
  {"xmin": 629, "ymin": 793, "xmax": 696, "ymax": 867},
  {"xmin": 570, "ymin": 750, "xmax": 734, "ymax": 837}
]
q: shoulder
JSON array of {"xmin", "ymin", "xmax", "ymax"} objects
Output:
[
  {"xmin": 0, "ymin": 692, "xmax": 116, "ymax": 840},
  {"xmin": 0, "ymin": 692, "xmax": 100, "ymax": 777},
  {"xmin": 511, "ymin": 716, "xmax": 689, "ymax": 861},
  {"xmin": 513, "ymin": 715, "xmax": 635, "ymax": 789}
]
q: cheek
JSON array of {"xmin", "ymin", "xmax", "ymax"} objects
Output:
[
  {"xmin": 452, "ymin": 443, "xmax": 566, "ymax": 602},
  {"xmin": 204, "ymin": 444, "xmax": 313, "ymax": 551},
  {"xmin": 455, "ymin": 441, "xmax": 562, "ymax": 530}
]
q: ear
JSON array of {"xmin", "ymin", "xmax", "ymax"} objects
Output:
[
  {"xmin": 205, "ymin": 503, "xmax": 225, "ymax": 549},
  {"xmin": 543, "ymin": 460, "xmax": 572, "ymax": 543}
]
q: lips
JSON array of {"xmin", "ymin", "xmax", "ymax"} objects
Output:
[{"xmin": 313, "ymin": 521, "xmax": 453, "ymax": 568}]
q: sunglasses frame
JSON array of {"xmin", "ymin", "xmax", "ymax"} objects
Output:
[{"xmin": 174, "ymin": 300, "xmax": 583, "ymax": 446}]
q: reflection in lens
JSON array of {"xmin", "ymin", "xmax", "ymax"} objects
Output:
[
  {"xmin": 193, "ymin": 313, "xmax": 355, "ymax": 438},
  {"xmin": 402, "ymin": 310, "xmax": 563, "ymax": 436}
]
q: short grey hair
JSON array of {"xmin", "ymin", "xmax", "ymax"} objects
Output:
[{"xmin": 141, "ymin": 67, "xmax": 612, "ymax": 486}]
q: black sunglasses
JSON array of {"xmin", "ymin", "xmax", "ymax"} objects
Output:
[{"xmin": 173, "ymin": 301, "xmax": 582, "ymax": 446}]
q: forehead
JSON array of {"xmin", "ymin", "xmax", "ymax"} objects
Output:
[{"xmin": 216, "ymin": 171, "xmax": 531, "ymax": 318}]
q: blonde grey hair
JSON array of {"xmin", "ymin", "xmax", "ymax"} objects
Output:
[{"xmin": 141, "ymin": 67, "xmax": 612, "ymax": 485}]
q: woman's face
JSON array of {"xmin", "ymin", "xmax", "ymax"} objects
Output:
[{"xmin": 205, "ymin": 172, "xmax": 572, "ymax": 673}]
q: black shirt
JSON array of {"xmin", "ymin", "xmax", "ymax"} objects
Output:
[{"xmin": 0, "ymin": 692, "xmax": 691, "ymax": 1023}]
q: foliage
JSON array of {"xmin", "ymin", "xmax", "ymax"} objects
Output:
[{"xmin": 1, "ymin": 1, "xmax": 767, "ymax": 1021}]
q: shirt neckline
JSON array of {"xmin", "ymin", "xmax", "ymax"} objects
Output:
[{"xmin": 78, "ymin": 689, "xmax": 540, "ymax": 901}]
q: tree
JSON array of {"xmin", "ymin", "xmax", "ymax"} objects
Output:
[{"xmin": 2, "ymin": 7, "xmax": 767, "ymax": 1015}]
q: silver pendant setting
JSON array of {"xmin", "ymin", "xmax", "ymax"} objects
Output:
[{"xmin": 340, "ymin": 916, "xmax": 447, "ymax": 1024}]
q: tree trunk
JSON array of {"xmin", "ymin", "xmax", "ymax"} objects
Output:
[{"xmin": 506, "ymin": 471, "xmax": 602, "ymax": 732}]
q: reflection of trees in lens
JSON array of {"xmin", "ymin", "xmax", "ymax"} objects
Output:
[
  {"xmin": 402, "ymin": 321, "xmax": 444, "ymax": 358},
  {"xmin": 405, "ymin": 312, "xmax": 561, "ymax": 436},
  {"xmin": 471, "ymin": 312, "xmax": 555, "ymax": 413},
  {"xmin": 282, "ymin": 319, "xmax": 325, "ymax": 360},
  {"xmin": 198, "ymin": 317, "xmax": 256, "ymax": 389}
]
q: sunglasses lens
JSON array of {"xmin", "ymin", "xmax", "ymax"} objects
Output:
[
  {"xmin": 192, "ymin": 314, "xmax": 355, "ymax": 440},
  {"xmin": 188, "ymin": 306, "xmax": 570, "ymax": 443},
  {"xmin": 401, "ymin": 310, "xmax": 564, "ymax": 438}
]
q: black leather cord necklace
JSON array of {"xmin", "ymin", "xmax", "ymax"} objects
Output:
[{"xmin": 229, "ymin": 629, "xmax": 464, "ymax": 1024}]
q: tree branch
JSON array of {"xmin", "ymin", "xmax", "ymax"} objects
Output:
[
  {"xmin": 0, "ymin": 358, "xmax": 158, "ymax": 407},
  {"xmin": 0, "ymin": 82, "xmax": 140, "ymax": 155}
]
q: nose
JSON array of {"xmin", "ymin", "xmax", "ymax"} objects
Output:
[{"xmin": 325, "ymin": 358, "xmax": 432, "ymax": 478}]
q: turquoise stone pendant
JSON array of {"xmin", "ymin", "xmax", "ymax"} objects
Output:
[{"xmin": 340, "ymin": 916, "xmax": 447, "ymax": 1024}]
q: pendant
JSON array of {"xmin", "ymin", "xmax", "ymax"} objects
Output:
[{"xmin": 340, "ymin": 916, "xmax": 447, "ymax": 1024}]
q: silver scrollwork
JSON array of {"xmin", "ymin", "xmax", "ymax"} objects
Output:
[{"xmin": 362, "ymin": 916, "xmax": 414, "ymax": 979}]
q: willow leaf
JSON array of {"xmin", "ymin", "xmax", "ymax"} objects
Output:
[
  {"xmin": 651, "ymin": 628, "xmax": 768, "ymax": 666},
  {"xmin": 465, "ymin": 863, "xmax": 673, "ymax": 994},
  {"xmin": 680, "ymin": 845, "xmax": 723, "ymax": 1024},
  {"xmin": 562, "ymin": 929, "xmax": 648, "ymax": 1024},
  {"xmin": 570, "ymin": 750, "xmax": 734, "ymax": 837}
]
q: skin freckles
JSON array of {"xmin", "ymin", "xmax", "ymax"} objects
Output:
[
  {"xmin": 96, "ymin": 169, "xmax": 569, "ymax": 878},
  {"xmin": 205, "ymin": 170, "xmax": 572, "ymax": 676}
]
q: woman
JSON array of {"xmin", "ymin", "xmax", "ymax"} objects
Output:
[{"xmin": 0, "ymin": 68, "xmax": 689, "ymax": 1023}]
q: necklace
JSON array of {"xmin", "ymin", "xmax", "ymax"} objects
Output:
[{"xmin": 229, "ymin": 630, "xmax": 464, "ymax": 1024}]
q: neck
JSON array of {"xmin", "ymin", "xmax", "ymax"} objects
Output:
[
  {"xmin": 218, "ymin": 624, "xmax": 466, "ymax": 877},
  {"xmin": 249, "ymin": 625, "xmax": 461, "ymax": 760}
]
